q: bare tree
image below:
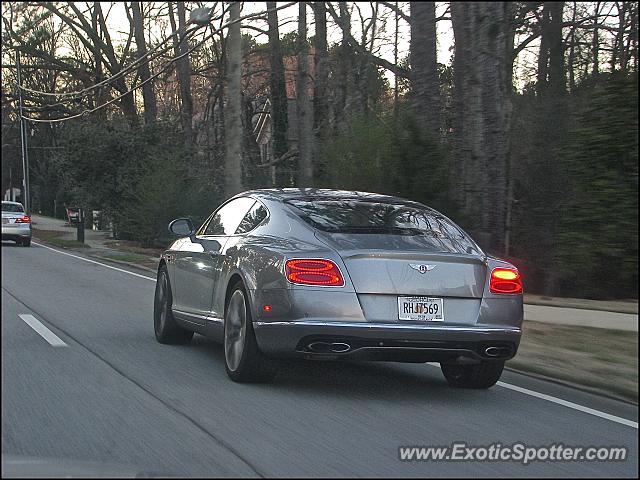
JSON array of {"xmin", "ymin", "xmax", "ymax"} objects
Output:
[
  {"xmin": 313, "ymin": 2, "xmax": 329, "ymax": 140},
  {"xmin": 225, "ymin": 1, "xmax": 243, "ymax": 197},
  {"xmin": 592, "ymin": 1, "xmax": 602, "ymax": 74},
  {"xmin": 168, "ymin": 1, "xmax": 194, "ymax": 149},
  {"xmin": 410, "ymin": 2, "xmax": 440, "ymax": 138},
  {"xmin": 18, "ymin": 2, "xmax": 139, "ymax": 126},
  {"xmin": 131, "ymin": 2, "xmax": 157, "ymax": 124},
  {"xmin": 297, "ymin": 2, "xmax": 313, "ymax": 185},
  {"xmin": 266, "ymin": 1, "xmax": 289, "ymax": 184},
  {"xmin": 451, "ymin": 2, "xmax": 514, "ymax": 252}
]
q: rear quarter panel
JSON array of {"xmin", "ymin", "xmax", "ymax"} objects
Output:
[{"xmin": 213, "ymin": 200, "xmax": 355, "ymax": 323}]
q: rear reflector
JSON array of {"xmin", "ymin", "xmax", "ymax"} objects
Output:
[
  {"xmin": 490, "ymin": 268, "xmax": 522, "ymax": 294},
  {"xmin": 14, "ymin": 215, "xmax": 30, "ymax": 223},
  {"xmin": 285, "ymin": 259, "xmax": 344, "ymax": 286}
]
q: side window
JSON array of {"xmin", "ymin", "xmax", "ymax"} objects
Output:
[
  {"xmin": 202, "ymin": 197, "xmax": 256, "ymax": 236},
  {"xmin": 235, "ymin": 202, "xmax": 268, "ymax": 234}
]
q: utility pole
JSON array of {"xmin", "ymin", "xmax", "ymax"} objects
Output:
[{"xmin": 16, "ymin": 51, "xmax": 31, "ymax": 215}]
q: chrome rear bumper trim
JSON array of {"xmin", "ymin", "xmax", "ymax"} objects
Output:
[{"xmin": 253, "ymin": 320, "xmax": 521, "ymax": 335}]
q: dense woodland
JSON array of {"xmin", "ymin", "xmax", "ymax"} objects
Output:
[{"xmin": 1, "ymin": 2, "xmax": 637, "ymax": 299}]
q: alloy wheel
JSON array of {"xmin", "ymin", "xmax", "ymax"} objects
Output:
[{"xmin": 225, "ymin": 289, "xmax": 247, "ymax": 372}]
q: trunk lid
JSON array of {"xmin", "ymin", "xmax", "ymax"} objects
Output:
[
  {"xmin": 2, "ymin": 212, "xmax": 24, "ymax": 224},
  {"xmin": 315, "ymin": 231, "xmax": 487, "ymax": 298}
]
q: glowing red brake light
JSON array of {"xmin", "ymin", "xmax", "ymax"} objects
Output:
[
  {"xmin": 14, "ymin": 215, "xmax": 30, "ymax": 223},
  {"xmin": 285, "ymin": 259, "xmax": 344, "ymax": 286},
  {"xmin": 490, "ymin": 268, "xmax": 522, "ymax": 294}
]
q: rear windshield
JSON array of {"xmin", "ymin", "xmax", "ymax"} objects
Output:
[
  {"xmin": 287, "ymin": 198, "xmax": 480, "ymax": 248},
  {"xmin": 2, "ymin": 203, "xmax": 24, "ymax": 213}
]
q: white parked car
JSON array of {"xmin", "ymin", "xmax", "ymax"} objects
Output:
[{"xmin": 2, "ymin": 201, "xmax": 31, "ymax": 247}]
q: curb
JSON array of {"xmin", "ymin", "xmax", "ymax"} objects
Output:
[
  {"xmin": 33, "ymin": 236, "xmax": 159, "ymax": 274},
  {"xmin": 523, "ymin": 299, "xmax": 638, "ymax": 315},
  {"xmin": 504, "ymin": 366, "xmax": 638, "ymax": 406},
  {"xmin": 87, "ymin": 253, "xmax": 159, "ymax": 274}
]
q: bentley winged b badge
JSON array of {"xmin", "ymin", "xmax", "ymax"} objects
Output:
[{"xmin": 409, "ymin": 264, "xmax": 436, "ymax": 274}]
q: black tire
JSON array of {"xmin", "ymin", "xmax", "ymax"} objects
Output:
[
  {"xmin": 154, "ymin": 266, "xmax": 194, "ymax": 344},
  {"xmin": 22, "ymin": 238, "xmax": 31, "ymax": 247},
  {"xmin": 440, "ymin": 360, "xmax": 505, "ymax": 389},
  {"xmin": 223, "ymin": 281, "xmax": 276, "ymax": 383}
]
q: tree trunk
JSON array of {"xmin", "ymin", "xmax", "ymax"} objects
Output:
[
  {"xmin": 410, "ymin": 2, "xmax": 440, "ymax": 138},
  {"xmin": 131, "ymin": 2, "xmax": 157, "ymax": 125},
  {"xmin": 592, "ymin": 1, "xmax": 601, "ymax": 74},
  {"xmin": 451, "ymin": 2, "xmax": 514, "ymax": 252},
  {"xmin": 547, "ymin": 2, "xmax": 565, "ymax": 96},
  {"xmin": 169, "ymin": 1, "xmax": 194, "ymax": 149},
  {"xmin": 626, "ymin": 2, "xmax": 638, "ymax": 71},
  {"xmin": 266, "ymin": 1, "xmax": 289, "ymax": 186},
  {"xmin": 335, "ymin": 3, "xmax": 354, "ymax": 130},
  {"xmin": 297, "ymin": 2, "xmax": 313, "ymax": 185},
  {"xmin": 537, "ymin": 5, "xmax": 550, "ymax": 95},
  {"xmin": 393, "ymin": 1, "xmax": 399, "ymax": 122},
  {"xmin": 534, "ymin": 2, "xmax": 567, "ymax": 293},
  {"xmin": 568, "ymin": 2, "xmax": 577, "ymax": 91},
  {"xmin": 312, "ymin": 2, "xmax": 329, "ymax": 175},
  {"xmin": 91, "ymin": 3, "xmax": 105, "ymax": 120},
  {"xmin": 224, "ymin": 2, "xmax": 243, "ymax": 197}
]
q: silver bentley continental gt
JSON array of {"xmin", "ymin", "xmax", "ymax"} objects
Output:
[{"xmin": 154, "ymin": 189, "xmax": 523, "ymax": 387}]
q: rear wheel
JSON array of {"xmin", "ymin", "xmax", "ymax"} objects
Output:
[
  {"xmin": 224, "ymin": 281, "xmax": 276, "ymax": 382},
  {"xmin": 440, "ymin": 360, "xmax": 504, "ymax": 389},
  {"xmin": 154, "ymin": 266, "xmax": 194, "ymax": 344},
  {"xmin": 22, "ymin": 238, "xmax": 31, "ymax": 247}
]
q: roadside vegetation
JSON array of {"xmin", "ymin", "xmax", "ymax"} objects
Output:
[
  {"xmin": 31, "ymin": 228, "xmax": 89, "ymax": 249},
  {"xmin": 509, "ymin": 321, "xmax": 638, "ymax": 403}
]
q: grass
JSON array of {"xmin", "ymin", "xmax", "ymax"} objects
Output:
[
  {"xmin": 32, "ymin": 228, "xmax": 90, "ymax": 249},
  {"xmin": 524, "ymin": 294, "xmax": 638, "ymax": 314},
  {"xmin": 47, "ymin": 238, "xmax": 91, "ymax": 249},
  {"xmin": 97, "ymin": 251, "xmax": 148, "ymax": 263},
  {"xmin": 508, "ymin": 320, "xmax": 638, "ymax": 403},
  {"xmin": 105, "ymin": 240, "xmax": 164, "ymax": 257},
  {"xmin": 91, "ymin": 250, "xmax": 159, "ymax": 271}
]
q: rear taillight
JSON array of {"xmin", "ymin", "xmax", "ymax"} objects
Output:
[
  {"xmin": 285, "ymin": 259, "xmax": 345, "ymax": 287},
  {"xmin": 14, "ymin": 215, "xmax": 30, "ymax": 223},
  {"xmin": 490, "ymin": 267, "xmax": 522, "ymax": 294}
]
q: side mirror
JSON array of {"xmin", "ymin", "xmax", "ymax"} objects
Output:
[{"xmin": 168, "ymin": 218, "xmax": 195, "ymax": 237}]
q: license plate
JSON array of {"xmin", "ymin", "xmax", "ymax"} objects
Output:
[{"xmin": 398, "ymin": 296, "xmax": 444, "ymax": 321}]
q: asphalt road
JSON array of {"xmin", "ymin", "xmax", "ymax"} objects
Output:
[{"xmin": 1, "ymin": 241, "xmax": 638, "ymax": 477}]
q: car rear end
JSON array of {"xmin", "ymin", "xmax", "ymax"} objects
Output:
[
  {"xmin": 2, "ymin": 202, "xmax": 32, "ymax": 246},
  {"xmin": 252, "ymin": 195, "xmax": 523, "ymax": 366}
]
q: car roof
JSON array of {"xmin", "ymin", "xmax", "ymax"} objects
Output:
[
  {"xmin": 241, "ymin": 188, "xmax": 424, "ymax": 207},
  {"xmin": 2, "ymin": 201, "xmax": 23, "ymax": 206}
]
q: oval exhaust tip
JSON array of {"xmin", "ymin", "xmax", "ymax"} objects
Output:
[
  {"xmin": 307, "ymin": 342, "xmax": 351, "ymax": 353},
  {"xmin": 330, "ymin": 342, "xmax": 351, "ymax": 353},
  {"xmin": 485, "ymin": 346, "xmax": 502, "ymax": 357},
  {"xmin": 308, "ymin": 342, "xmax": 332, "ymax": 353}
]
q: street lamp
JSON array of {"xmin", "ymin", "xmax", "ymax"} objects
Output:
[{"xmin": 189, "ymin": 7, "xmax": 215, "ymax": 26}]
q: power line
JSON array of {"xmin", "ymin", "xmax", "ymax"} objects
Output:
[
  {"xmin": 12, "ymin": 2, "xmax": 288, "ymax": 101},
  {"xmin": 16, "ymin": 2, "xmax": 297, "ymax": 124},
  {"xmin": 17, "ymin": 2, "xmax": 297, "ymax": 124},
  {"xmin": 16, "ymin": 23, "xmax": 203, "ymax": 101},
  {"xmin": 19, "ymin": 26, "xmax": 212, "ymax": 123}
]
